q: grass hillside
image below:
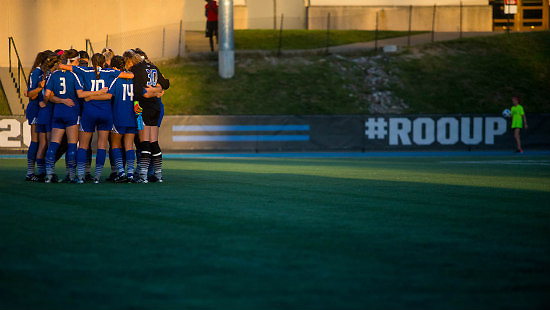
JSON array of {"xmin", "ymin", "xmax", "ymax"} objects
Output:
[
  {"xmin": 0, "ymin": 83, "xmax": 11, "ymax": 115},
  {"xmin": 392, "ymin": 31, "xmax": 550, "ymax": 114},
  {"xmin": 234, "ymin": 29, "xmax": 414, "ymax": 50},
  {"xmin": 160, "ymin": 31, "xmax": 549, "ymax": 115}
]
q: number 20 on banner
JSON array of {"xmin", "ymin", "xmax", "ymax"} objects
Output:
[{"xmin": 0, "ymin": 119, "xmax": 31, "ymax": 148}]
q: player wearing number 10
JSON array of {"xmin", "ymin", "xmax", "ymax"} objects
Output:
[{"xmin": 65, "ymin": 53, "xmax": 133, "ymax": 183}]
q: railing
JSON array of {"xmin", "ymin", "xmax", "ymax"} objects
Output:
[
  {"xmin": 8, "ymin": 37, "xmax": 28, "ymax": 107},
  {"xmin": 86, "ymin": 38, "xmax": 95, "ymax": 56}
]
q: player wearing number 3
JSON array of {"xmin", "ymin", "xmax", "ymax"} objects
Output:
[{"xmin": 43, "ymin": 49, "xmax": 105, "ymax": 183}]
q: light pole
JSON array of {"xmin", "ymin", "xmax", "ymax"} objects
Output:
[{"xmin": 219, "ymin": 0, "xmax": 234, "ymax": 79}]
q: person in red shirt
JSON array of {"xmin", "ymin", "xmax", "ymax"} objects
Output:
[{"xmin": 205, "ymin": 0, "xmax": 219, "ymax": 52}]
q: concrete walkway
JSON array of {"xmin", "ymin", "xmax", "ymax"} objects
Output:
[{"xmin": 184, "ymin": 31, "xmax": 500, "ymax": 59}]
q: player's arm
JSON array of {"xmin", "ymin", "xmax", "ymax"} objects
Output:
[
  {"xmin": 27, "ymin": 78, "xmax": 45, "ymax": 99},
  {"xmin": 156, "ymin": 68, "xmax": 170, "ymax": 90},
  {"xmin": 45, "ymin": 91, "xmax": 75, "ymax": 107},
  {"xmin": 143, "ymin": 85, "xmax": 164, "ymax": 98},
  {"xmin": 59, "ymin": 64, "xmax": 73, "ymax": 71},
  {"xmin": 523, "ymin": 114, "xmax": 528, "ymax": 129},
  {"xmin": 116, "ymin": 71, "xmax": 134, "ymax": 79},
  {"xmin": 85, "ymin": 93, "xmax": 112, "ymax": 102},
  {"xmin": 77, "ymin": 87, "xmax": 108, "ymax": 98}
]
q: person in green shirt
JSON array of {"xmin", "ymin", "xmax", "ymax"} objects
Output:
[{"xmin": 511, "ymin": 96, "xmax": 528, "ymax": 153}]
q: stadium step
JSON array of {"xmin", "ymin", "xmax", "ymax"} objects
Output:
[{"xmin": 0, "ymin": 67, "xmax": 27, "ymax": 115}]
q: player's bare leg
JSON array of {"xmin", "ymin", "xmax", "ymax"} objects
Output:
[{"xmin": 514, "ymin": 128, "xmax": 522, "ymax": 153}]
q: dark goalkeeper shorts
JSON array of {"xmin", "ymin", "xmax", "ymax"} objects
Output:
[{"xmin": 142, "ymin": 106, "xmax": 161, "ymax": 127}]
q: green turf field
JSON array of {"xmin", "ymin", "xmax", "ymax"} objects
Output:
[{"xmin": 0, "ymin": 155, "xmax": 549, "ymax": 309}]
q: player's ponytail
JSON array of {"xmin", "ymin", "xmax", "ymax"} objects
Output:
[
  {"xmin": 91, "ymin": 53, "xmax": 106, "ymax": 80},
  {"xmin": 44, "ymin": 54, "xmax": 61, "ymax": 73}
]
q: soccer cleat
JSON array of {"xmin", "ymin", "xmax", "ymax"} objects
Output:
[
  {"xmin": 25, "ymin": 174, "xmax": 36, "ymax": 182},
  {"xmin": 74, "ymin": 177, "xmax": 85, "ymax": 184},
  {"xmin": 85, "ymin": 173, "xmax": 94, "ymax": 182},
  {"xmin": 147, "ymin": 175, "xmax": 159, "ymax": 183},
  {"xmin": 94, "ymin": 177, "xmax": 100, "ymax": 184},
  {"xmin": 154, "ymin": 174, "xmax": 163, "ymax": 183},
  {"xmin": 105, "ymin": 172, "xmax": 117, "ymax": 182},
  {"xmin": 114, "ymin": 173, "xmax": 127, "ymax": 183},
  {"xmin": 45, "ymin": 174, "xmax": 59, "ymax": 183},
  {"xmin": 33, "ymin": 173, "xmax": 46, "ymax": 182},
  {"xmin": 136, "ymin": 177, "xmax": 148, "ymax": 184},
  {"xmin": 61, "ymin": 174, "xmax": 72, "ymax": 183}
]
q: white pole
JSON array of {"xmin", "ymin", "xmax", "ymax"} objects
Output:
[{"xmin": 219, "ymin": 0, "xmax": 234, "ymax": 79}]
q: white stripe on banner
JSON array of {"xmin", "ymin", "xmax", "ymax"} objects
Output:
[
  {"xmin": 172, "ymin": 124, "xmax": 310, "ymax": 142},
  {"xmin": 173, "ymin": 135, "xmax": 310, "ymax": 142},
  {"xmin": 172, "ymin": 125, "xmax": 310, "ymax": 131}
]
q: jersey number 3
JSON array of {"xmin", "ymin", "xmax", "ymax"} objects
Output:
[{"xmin": 59, "ymin": 77, "xmax": 66, "ymax": 95}]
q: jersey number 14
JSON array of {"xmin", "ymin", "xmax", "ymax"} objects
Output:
[{"xmin": 122, "ymin": 83, "xmax": 134, "ymax": 101}]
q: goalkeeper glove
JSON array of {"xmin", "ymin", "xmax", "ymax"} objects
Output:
[{"xmin": 134, "ymin": 101, "xmax": 143, "ymax": 115}]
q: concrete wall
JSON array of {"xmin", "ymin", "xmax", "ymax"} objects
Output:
[
  {"xmin": 310, "ymin": 0, "xmax": 488, "ymax": 5},
  {"xmin": 308, "ymin": 5, "xmax": 492, "ymax": 31},
  {"xmin": 1, "ymin": 0, "xmax": 185, "ymax": 67},
  {"xmin": 1, "ymin": 0, "xmax": 493, "ymax": 68}
]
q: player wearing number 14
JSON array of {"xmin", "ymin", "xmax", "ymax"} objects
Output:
[{"xmin": 107, "ymin": 55, "xmax": 140, "ymax": 182}]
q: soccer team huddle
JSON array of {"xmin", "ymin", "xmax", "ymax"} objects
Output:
[{"xmin": 24, "ymin": 47, "xmax": 169, "ymax": 184}]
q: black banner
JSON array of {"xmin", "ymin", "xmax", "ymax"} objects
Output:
[{"xmin": 1, "ymin": 114, "xmax": 549, "ymax": 153}]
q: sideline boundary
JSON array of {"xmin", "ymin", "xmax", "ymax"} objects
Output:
[{"xmin": 1, "ymin": 150, "xmax": 548, "ymax": 160}]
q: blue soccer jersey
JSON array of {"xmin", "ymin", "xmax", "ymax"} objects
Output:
[
  {"xmin": 36, "ymin": 73, "xmax": 54, "ymax": 132},
  {"xmin": 108, "ymin": 77, "xmax": 137, "ymax": 128},
  {"xmin": 73, "ymin": 66, "xmax": 120, "ymax": 110},
  {"xmin": 45, "ymin": 70, "xmax": 83, "ymax": 129},
  {"xmin": 26, "ymin": 67, "xmax": 44, "ymax": 123},
  {"xmin": 73, "ymin": 66, "xmax": 122, "ymax": 132}
]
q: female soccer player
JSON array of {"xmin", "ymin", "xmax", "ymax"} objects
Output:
[
  {"xmin": 102, "ymin": 47, "xmax": 115, "ymax": 68},
  {"xmin": 61, "ymin": 53, "xmax": 134, "ymax": 183},
  {"xmin": 25, "ymin": 50, "xmax": 51, "ymax": 181},
  {"xmin": 33, "ymin": 53, "xmax": 59, "ymax": 182},
  {"xmin": 123, "ymin": 49, "xmax": 169, "ymax": 183},
  {"xmin": 43, "ymin": 49, "xmax": 106, "ymax": 183},
  {"xmin": 134, "ymin": 48, "xmax": 167, "ymax": 182},
  {"xmin": 103, "ymin": 55, "xmax": 140, "ymax": 182}
]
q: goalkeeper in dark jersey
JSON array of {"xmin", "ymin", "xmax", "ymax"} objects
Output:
[{"xmin": 123, "ymin": 49, "xmax": 169, "ymax": 183}]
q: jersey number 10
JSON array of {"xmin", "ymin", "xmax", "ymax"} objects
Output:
[{"xmin": 91, "ymin": 80, "xmax": 106, "ymax": 91}]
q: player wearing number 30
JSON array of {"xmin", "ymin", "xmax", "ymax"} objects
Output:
[{"xmin": 61, "ymin": 53, "xmax": 134, "ymax": 183}]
